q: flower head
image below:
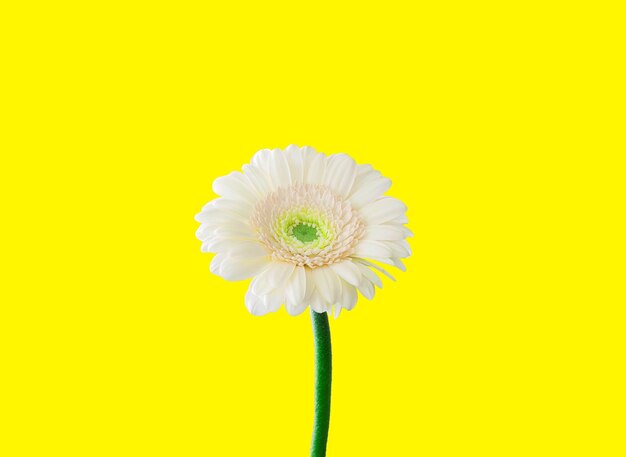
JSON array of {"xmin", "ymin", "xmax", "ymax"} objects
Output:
[{"xmin": 195, "ymin": 145, "xmax": 411, "ymax": 316}]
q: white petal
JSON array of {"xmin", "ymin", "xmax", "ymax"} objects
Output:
[
  {"xmin": 250, "ymin": 273, "xmax": 271, "ymax": 296},
  {"xmin": 210, "ymin": 253, "xmax": 228, "ymax": 275},
  {"xmin": 196, "ymin": 224, "xmax": 217, "ymax": 242},
  {"xmin": 285, "ymin": 145, "xmax": 305, "ymax": 184},
  {"xmin": 203, "ymin": 234, "xmax": 258, "ymax": 250},
  {"xmin": 355, "ymin": 262, "xmax": 383, "ymax": 288},
  {"xmin": 217, "ymin": 256, "xmax": 269, "ymax": 281},
  {"xmin": 286, "ymin": 302, "xmax": 308, "ymax": 316},
  {"xmin": 212, "ymin": 172, "xmax": 258, "ymax": 205},
  {"xmin": 213, "ymin": 226, "xmax": 256, "ymax": 239},
  {"xmin": 389, "ymin": 214, "xmax": 409, "ymax": 224},
  {"xmin": 357, "ymin": 277, "xmax": 375, "ymax": 300},
  {"xmin": 265, "ymin": 262, "xmax": 296, "ymax": 290},
  {"xmin": 329, "ymin": 261, "xmax": 362, "ymax": 287},
  {"xmin": 355, "ymin": 259, "xmax": 396, "ymax": 281},
  {"xmin": 323, "ymin": 154, "xmax": 357, "ymax": 197},
  {"xmin": 263, "ymin": 287, "xmax": 285, "ymax": 312},
  {"xmin": 354, "ymin": 240, "xmax": 393, "ymax": 258},
  {"xmin": 206, "ymin": 239, "xmax": 268, "ymax": 257},
  {"xmin": 304, "ymin": 267, "xmax": 316, "ymax": 302},
  {"xmin": 201, "ymin": 198, "xmax": 253, "ymax": 219},
  {"xmin": 300, "ymin": 146, "xmax": 318, "ymax": 161},
  {"xmin": 309, "ymin": 288, "xmax": 328, "ymax": 313},
  {"xmin": 355, "ymin": 163, "xmax": 374, "ymax": 177},
  {"xmin": 402, "ymin": 226, "xmax": 414, "ymax": 238},
  {"xmin": 363, "ymin": 256, "xmax": 397, "ymax": 268},
  {"xmin": 250, "ymin": 148, "xmax": 272, "ymax": 173},
  {"xmin": 381, "ymin": 240, "xmax": 411, "ymax": 258},
  {"xmin": 269, "ymin": 149, "xmax": 292, "ymax": 186},
  {"xmin": 242, "ymin": 164, "xmax": 272, "ymax": 196},
  {"xmin": 350, "ymin": 165, "xmax": 380, "ymax": 195},
  {"xmin": 195, "ymin": 219, "xmax": 250, "ymax": 233},
  {"xmin": 360, "ymin": 197, "xmax": 408, "ymax": 225},
  {"xmin": 250, "ymin": 263, "xmax": 289, "ymax": 296},
  {"xmin": 194, "ymin": 205, "xmax": 249, "ymax": 224},
  {"xmin": 285, "ymin": 267, "xmax": 307, "ymax": 315},
  {"xmin": 245, "ymin": 288, "xmax": 269, "ymax": 316},
  {"xmin": 339, "ymin": 280, "xmax": 358, "ymax": 311},
  {"xmin": 391, "ymin": 258, "xmax": 407, "ymax": 272},
  {"xmin": 333, "ymin": 280, "xmax": 344, "ymax": 318},
  {"xmin": 311, "ymin": 266, "xmax": 340, "ymax": 305},
  {"xmin": 305, "ymin": 152, "xmax": 326, "ymax": 185},
  {"xmin": 201, "ymin": 237, "xmax": 225, "ymax": 252},
  {"xmin": 363, "ymin": 225, "xmax": 407, "ymax": 241},
  {"xmin": 349, "ymin": 177, "xmax": 392, "ymax": 209}
]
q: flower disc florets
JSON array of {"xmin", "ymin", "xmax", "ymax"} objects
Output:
[{"xmin": 251, "ymin": 183, "xmax": 365, "ymax": 268}]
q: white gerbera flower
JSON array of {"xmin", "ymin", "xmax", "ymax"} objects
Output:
[{"xmin": 195, "ymin": 145, "xmax": 411, "ymax": 317}]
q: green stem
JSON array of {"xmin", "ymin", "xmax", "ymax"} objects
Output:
[{"xmin": 310, "ymin": 309, "xmax": 332, "ymax": 457}]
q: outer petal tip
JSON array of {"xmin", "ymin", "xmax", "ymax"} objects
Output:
[{"xmin": 245, "ymin": 289, "xmax": 268, "ymax": 316}]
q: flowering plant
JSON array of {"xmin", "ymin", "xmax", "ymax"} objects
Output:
[{"xmin": 196, "ymin": 146, "xmax": 410, "ymax": 455}]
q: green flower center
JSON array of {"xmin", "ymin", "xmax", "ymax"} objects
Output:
[
  {"xmin": 292, "ymin": 223, "xmax": 318, "ymax": 242},
  {"xmin": 273, "ymin": 208, "xmax": 334, "ymax": 251}
]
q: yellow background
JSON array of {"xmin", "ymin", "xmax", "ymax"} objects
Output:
[{"xmin": 1, "ymin": 1, "xmax": 624, "ymax": 456}]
